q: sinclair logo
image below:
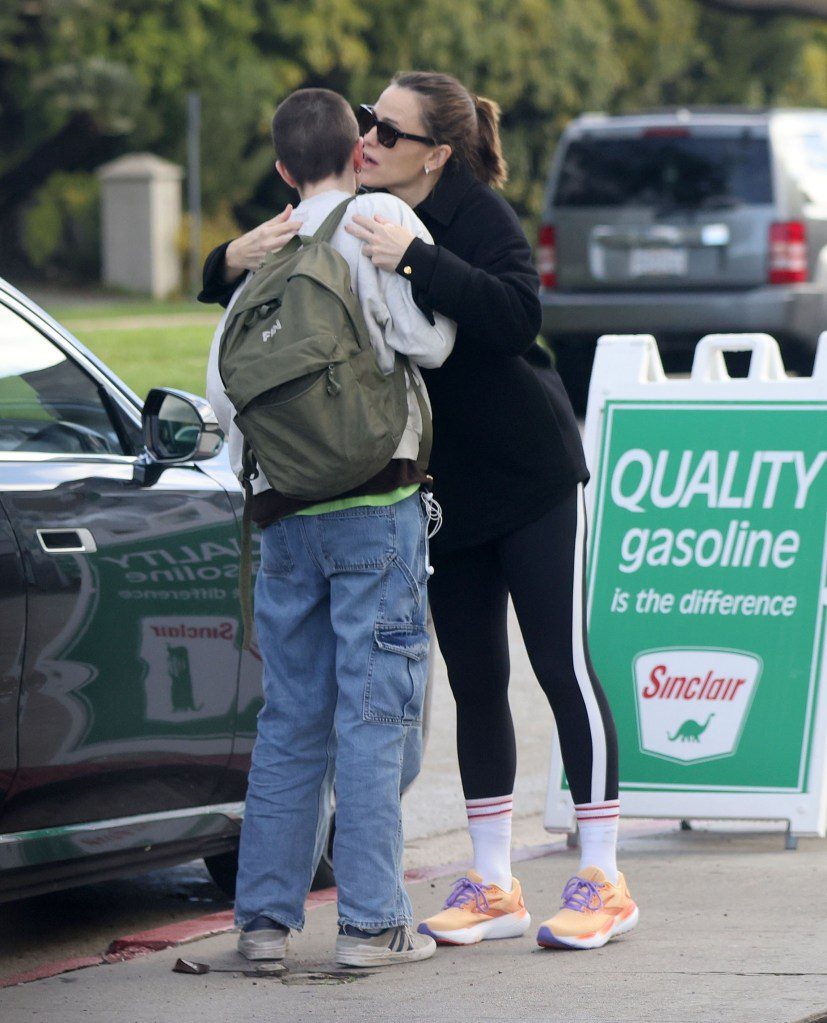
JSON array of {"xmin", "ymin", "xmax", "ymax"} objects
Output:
[
  {"xmin": 140, "ymin": 616, "xmax": 239, "ymax": 723},
  {"xmin": 632, "ymin": 648, "xmax": 762, "ymax": 764}
]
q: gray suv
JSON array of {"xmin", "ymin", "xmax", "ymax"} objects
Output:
[{"xmin": 537, "ymin": 108, "xmax": 827, "ymax": 408}]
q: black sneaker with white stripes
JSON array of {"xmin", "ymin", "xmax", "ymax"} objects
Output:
[{"xmin": 335, "ymin": 924, "xmax": 436, "ymax": 967}]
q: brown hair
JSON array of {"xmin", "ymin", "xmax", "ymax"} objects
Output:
[
  {"xmin": 392, "ymin": 71, "xmax": 508, "ymax": 189},
  {"xmin": 271, "ymin": 88, "xmax": 358, "ymax": 187}
]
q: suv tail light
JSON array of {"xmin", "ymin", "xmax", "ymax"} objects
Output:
[
  {"xmin": 769, "ymin": 221, "xmax": 808, "ymax": 285},
  {"xmin": 537, "ymin": 225, "xmax": 557, "ymax": 289}
]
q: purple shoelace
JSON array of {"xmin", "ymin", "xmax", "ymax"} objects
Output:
[
  {"xmin": 560, "ymin": 875, "xmax": 604, "ymax": 913},
  {"xmin": 443, "ymin": 876, "xmax": 491, "ymax": 912}
]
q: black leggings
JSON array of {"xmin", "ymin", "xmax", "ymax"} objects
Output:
[{"xmin": 428, "ymin": 486, "xmax": 619, "ymax": 806}]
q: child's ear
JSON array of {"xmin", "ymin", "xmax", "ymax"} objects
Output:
[
  {"xmin": 275, "ymin": 159, "xmax": 298, "ymax": 191},
  {"xmin": 353, "ymin": 137, "xmax": 365, "ymax": 172}
]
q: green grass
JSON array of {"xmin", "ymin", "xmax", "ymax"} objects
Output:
[
  {"xmin": 76, "ymin": 325, "xmax": 216, "ymax": 399},
  {"xmin": 50, "ymin": 298, "xmax": 208, "ymax": 321},
  {"xmin": 35, "ymin": 297, "xmax": 223, "ymax": 399}
]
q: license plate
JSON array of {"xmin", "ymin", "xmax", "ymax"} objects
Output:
[{"xmin": 628, "ymin": 247, "xmax": 688, "ymax": 277}]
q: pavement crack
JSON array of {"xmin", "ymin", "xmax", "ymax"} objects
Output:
[{"xmin": 634, "ymin": 971, "xmax": 827, "ymax": 977}]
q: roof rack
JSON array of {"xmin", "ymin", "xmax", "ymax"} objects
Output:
[{"xmin": 625, "ymin": 106, "xmax": 770, "ymax": 116}]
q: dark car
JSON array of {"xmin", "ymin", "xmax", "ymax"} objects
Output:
[
  {"xmin": 0, "ymin": 279, "xmax": 331, "ymax": 902},
  {"xmin": 537, "ymin": 108, "xmax": 827, "ymax": 409}
]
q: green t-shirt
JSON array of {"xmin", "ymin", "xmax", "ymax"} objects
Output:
[{"xmin": 292, "ymin": 484, "xmax": 419, "ymax": 518}]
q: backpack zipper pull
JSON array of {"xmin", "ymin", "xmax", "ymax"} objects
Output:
[{"xmin": 326, "ymin": 364, "xmax": 341, "ymax": 396}]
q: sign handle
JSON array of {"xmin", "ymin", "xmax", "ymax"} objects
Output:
[{"xmin": 691, "ymin": 333, "xmax": 786, "ymax": 382}]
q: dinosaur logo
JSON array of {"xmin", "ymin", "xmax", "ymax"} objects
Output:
[
  {"xmin": 633, "ymin": 649, "xmax": 761, "ymax": 764},
  {"xmin": 140, "ymin": 616, "xmax": 239, "ymax": 722},
  {"xmin": 668, "ymin": 714, "xmax": 714, "ymax": 743},
  {"xmin": 166, "ymin": 644, "xmax": 202, "ymax": 712}
]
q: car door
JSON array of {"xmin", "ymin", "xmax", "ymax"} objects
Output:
[
  {"xmin": 0, "ymin": 294, "xmax": 244, "ymax": 835},
  {"xmin": 0, "ymin": 497, "xmax": 25, "ymax": 810}
]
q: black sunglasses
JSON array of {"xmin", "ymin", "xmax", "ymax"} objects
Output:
[{"xmin": 357, "ymin": 104, "xmax": 436, "ymax": 149}]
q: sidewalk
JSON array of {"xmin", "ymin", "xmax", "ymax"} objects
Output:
[{"xmin": 2, "ymin": 822, "xmax": 826, "ymax": 1023}]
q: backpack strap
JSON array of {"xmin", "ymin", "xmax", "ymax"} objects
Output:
[
  {"xmin": 260, "ymin": 195, "xmax": 352, "ymax": 265},
  {"xmin": 261, "ymin": 234, "xmax": 301, "ymax": 268},
  {"xmin": 312, "ymin": 196, "xmax": 356, "ymax": 244},
  {"xmin": 262, "ymin": 196, "xmax": 354, "ymax": 258},
  {"xmin": 238, "ymin": 437, "xmax": 259, "ymax": 651}
]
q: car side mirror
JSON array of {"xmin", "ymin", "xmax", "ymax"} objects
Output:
[{"xmin": 134, "ymin": 388, "xmax": 224, "ymax": 485}]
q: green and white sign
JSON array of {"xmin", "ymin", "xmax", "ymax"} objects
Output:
[{"xmin": 545, "ymin": 334, "xmax": 827, "ymax": 838}]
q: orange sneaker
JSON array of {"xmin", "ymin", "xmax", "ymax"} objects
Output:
[
  {"xmin": 536, "ymin": 867, "xmax": 638, "ymax": 950},
  {"xmin": 417, "ymin": 871, "xmax": 531, "ymax": 945}
]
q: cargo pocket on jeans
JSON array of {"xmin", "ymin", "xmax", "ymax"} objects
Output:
[{"xmin": 364, "ymin": 622, "xmax": 429, "ymax": 725}]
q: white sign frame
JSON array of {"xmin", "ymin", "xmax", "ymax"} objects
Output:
[{"xmin": 544, "ymin": 332, "xmax": 827, "ymax": 840}]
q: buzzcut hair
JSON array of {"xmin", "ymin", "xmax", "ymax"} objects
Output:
[{"xmin": 271, "ymin": 88, "xmax": 359, "ymax": 187}]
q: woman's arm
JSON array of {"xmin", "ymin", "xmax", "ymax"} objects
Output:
[
  {"xmin": 198, "ymin": 242, "xmax": 239, "ymax": 307},
  {"xmin": 347, "ymin": 194, "xmax": 455, "ymax": 370},
  {"xmin": 399, "ymin": 235, "xmax": 540, "ymax": 358},
  {"xmin": 197, "ymin": 206, "xmax": 302, "ymax": 307},
  {"xmin": 348, "ymin": 194, "xmax": 541, "ymax": 358}
]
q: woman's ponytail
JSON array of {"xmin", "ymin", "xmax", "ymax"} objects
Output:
[
  {"xmin": 392, "ymin": 71, "xmax": 508, "ymax": 189},
  {"xmin": 472, "ymin": 95, "xmax": 508, "ymax": 190}
]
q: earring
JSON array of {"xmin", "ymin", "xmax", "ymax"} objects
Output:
[{"xmin": 424, "ymin": 166, "xmax": 431, "ymax": 175}]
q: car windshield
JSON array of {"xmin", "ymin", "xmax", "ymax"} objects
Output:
[{"xmin": 554, "ymin": 134, "xmax": 773, "ymax": 209}]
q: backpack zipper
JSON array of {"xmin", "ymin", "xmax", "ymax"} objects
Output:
[{"xmin": 326, "ymin": 364, "xmax": 342, "ymax": 396}]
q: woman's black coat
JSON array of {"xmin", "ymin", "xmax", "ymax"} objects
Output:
[{"xmin": 199, "ymin": 160, "xmax": 588, "ymax": 554}]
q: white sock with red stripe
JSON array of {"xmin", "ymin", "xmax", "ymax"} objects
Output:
[
  {"xmin": 465, "ymin": 794, "xmax": 513, "ymax": 892},
  {"xmin": 574, "ymin": 800, "xmax": 620, "ymax": 884}
]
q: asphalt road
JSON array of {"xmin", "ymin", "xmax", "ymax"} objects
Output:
[{"xmin": 0, "ymin": 603, "xmax": 558, "ymax": 981}]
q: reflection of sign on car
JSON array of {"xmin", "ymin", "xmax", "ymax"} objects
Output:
[
  {"xmin": 141, "ymin": 617, "xmax": 238, "ymax": 722},
  {"xmin": 167, "ymin": 645, "xmax": 201, "ymax": 712},
  {"xmin": 633, "ymin": 648, "xmax": 761, "ymax": 764}
]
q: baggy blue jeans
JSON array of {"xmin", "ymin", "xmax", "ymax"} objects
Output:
[{"xmin": 235, "ymin": 492, "xmax": 429, "ymax": 931}]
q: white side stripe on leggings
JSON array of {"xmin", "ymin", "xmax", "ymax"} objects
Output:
[{"xmin": 571, "ymin": 484, "xmax": 608, "ymax": 804}]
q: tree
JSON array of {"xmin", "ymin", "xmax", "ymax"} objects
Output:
[
  {"xmin": 3, "ymin": 0, "xmax": 827, "ymax": 279},
  {"xmin": 700, "ymin": 0, "xmax": 827, "ymax": 16}
]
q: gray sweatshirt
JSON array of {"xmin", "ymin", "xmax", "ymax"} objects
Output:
[{"xmin": 206, "ymin": 189, "xmax": 456, "ymax": 494}]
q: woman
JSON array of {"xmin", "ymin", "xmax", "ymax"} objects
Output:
[{"xmin": 199, "ymin": 71, "xmax": 637, "ymax": 952}]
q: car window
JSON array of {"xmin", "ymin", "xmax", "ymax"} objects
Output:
[
  {"xmin": 0, "ymin": 303, "xmax": 131, "ymax": 456},
  {"xmin": 782, "ymin": 130, "xmax": 827, "ymax": 200},
  {"xmin": 554, "ymin": 134, "xmax": 773, "ymax": 209},
  {"xmin": 796, "ymin": 131, "xmax": 827, "ymax": 173}
]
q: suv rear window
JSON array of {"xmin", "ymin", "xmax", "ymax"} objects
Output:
[{"xmin": 554, "ymin": 134, "xmax": 773, "ymax": 209}]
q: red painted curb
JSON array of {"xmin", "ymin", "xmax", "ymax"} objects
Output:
[
  {"xmin": 0, "ymin": 956, "xmax": 105, "ymax": 988},
  {"xmin": 106, "ymin": 910, "xmax": 236, "ymax": 956},
  {"xmin": 304, "ymin": 887, "xmax": 338, "ymax": 908}
]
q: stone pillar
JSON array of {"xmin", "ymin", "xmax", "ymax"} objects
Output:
[{"xmin": 97, "ymin": 154, "xmax": 184, "ymax": 298}]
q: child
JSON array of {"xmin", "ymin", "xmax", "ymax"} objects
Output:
[{"xmin": 206, "ymin": 88, "xmax": 454, "ymax": 967}]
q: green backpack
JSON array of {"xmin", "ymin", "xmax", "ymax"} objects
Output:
[{"xmin": 218, "ymin": 197, "xmax": 432, "ymax": 643}]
